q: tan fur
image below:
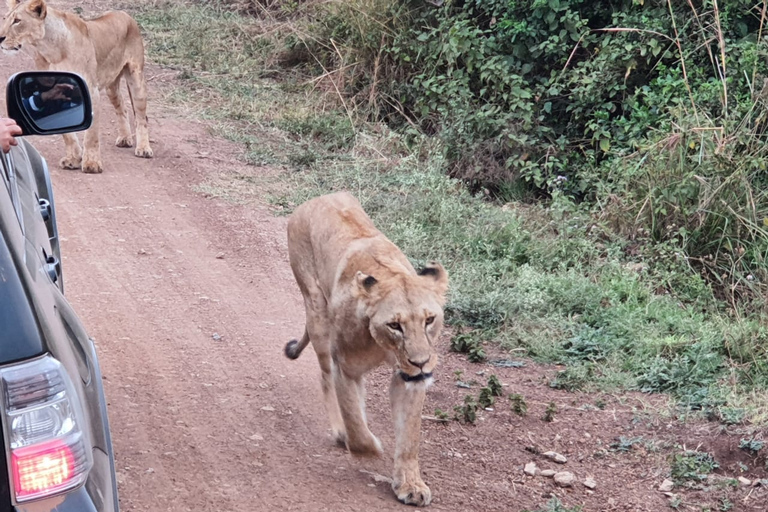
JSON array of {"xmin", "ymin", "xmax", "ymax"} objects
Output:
[
  {"xmin": 285, "ymin": 192, "xmax": 448, "ymax": 507},
  {"xmin": 0, "ymin": 0, "xmax": 153, "ymax": 173}
]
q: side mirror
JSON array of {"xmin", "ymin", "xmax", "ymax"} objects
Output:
[{"xmin": 6, "ymin": 71, "xmax": 93, "ymax": 136}]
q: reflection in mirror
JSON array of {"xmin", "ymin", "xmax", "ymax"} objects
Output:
[{"xmin": 19, "ymin": 75, "xmax": 86, "ymax": 131}]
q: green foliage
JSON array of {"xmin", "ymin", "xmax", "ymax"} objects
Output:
[
  {"xmin": 454, "ymin": 394, "xmax": 479, "ymax": 424},
  {"xmin": 670, "ymin": 450, "xmax": 719, "ymax": 484},
  {"xmin": 610, "ymin": 436, "xmax": 644, "ymax": 453},
  {"xmin": 434, "ymin": 408, "xmax": 449, "ymax": 420},
  {"xmin": 739, "ymin": 438, "xmax": 765, "ymax": 454},
  {"xmin": 549, "ymin": 365, "xmax": 593, "ymax": 392},
  {"xmin": 292, "ymin": 0, "xmax": 768, "ymax": 304},
  {"xmin": 450, "ymin": 331, "xmax": 487, "ymax": 362},
  {"xmin": 543, "ymin": 402, "xmax": 558, "ymax": 423},
  {"xmin": 478, "ymin": 387, "xmax": 495, "ymax": 408},
  {"xmin": 522, "ymin": 497, "xmax": 582, "ymax": 512},
  {"xmin": 509, "ymin": 394, "xmax": 528, "ymax": 416},
  {"xmin": 487, "ymin": 374, "xmax": 503, "ymax": 396}
]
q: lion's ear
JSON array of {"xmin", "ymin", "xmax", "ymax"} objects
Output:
[
  {"xmin": 27, "ymin": 0, "xmax": 45, "ymax": 18},
  {"xmin": 418, "ymin": 261, "xmax": 448, "ymax": 296},
  {"xmin": 6, "ymin": 0, "xmax": 20, "ymax": 13},
  {"xmin": 354, "ymin": 271, "xmax": 378, "ymax": 295}
]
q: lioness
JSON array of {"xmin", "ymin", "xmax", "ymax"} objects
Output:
[
  {"xmin": 285, "ymin": 192, "xmax": 448, "ymax": 506},
  {"xmin": 0, "ymin": 0, "xmax": 153, "ymax": 173}
]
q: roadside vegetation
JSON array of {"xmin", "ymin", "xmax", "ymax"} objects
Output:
[{"xmin": 132, "ymin": 0, "xmax": 768, "ymax": 426}]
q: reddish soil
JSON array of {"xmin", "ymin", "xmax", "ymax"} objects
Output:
[{"xmin": 1, "ymin": 2, "xmax": 766, "ymax": 511}]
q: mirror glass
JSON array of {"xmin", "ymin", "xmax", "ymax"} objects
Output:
[{"xmin": 19, "ymin": 75, "xmax": 86, "ymax": 132}]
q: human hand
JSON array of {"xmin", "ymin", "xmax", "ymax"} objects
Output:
[
  {"xmin": 40, "ymin": 83, "xmax": 75, "ymax": 102},
  {"xmin": 0, "ymin": 118, "xmax": 22, "ymax": 153}
]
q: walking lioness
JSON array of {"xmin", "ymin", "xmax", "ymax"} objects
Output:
[
  {"xmin": 0, "ymin": 0, "xmax": 152, "ymax": 173},
  {"xmin": 285, "ymin": 192, "xmax": 448, "ymax": 506}
]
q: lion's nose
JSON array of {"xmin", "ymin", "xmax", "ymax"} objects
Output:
[
  {"xmin": 0, "ymin": 37, "xmax": 5, "ymax": 44},
  {"xmin": 408, "ymin": 357, "xmax": 429, "ymax": 369}
]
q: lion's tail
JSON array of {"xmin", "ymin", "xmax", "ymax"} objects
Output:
[{"xmin": 284, "ymin": 329, "xmax": 310, "ymax": 360}]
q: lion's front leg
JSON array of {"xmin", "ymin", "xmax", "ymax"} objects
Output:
[
  {"xmin": 334, "ymin": 363, "xmax": 382, "ymax": 457},
  {"xmin": 81, "ymin": 86, "xmax": 103, "ymax": 174},
  {"xmin": 59, "ymin": 133, "xmax": 82, "ymax": 170},
  {"xmin": 389, "ymin": 372, "xmax": 431, "ymax": 506}
]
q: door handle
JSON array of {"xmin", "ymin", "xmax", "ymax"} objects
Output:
[
  {"xmin": 38, "ymin": 197, "xmax": 51, "ymax": 221},
  {"xmin": 45, "ymin": 254, "xmax": 59, "ymax": 283}
]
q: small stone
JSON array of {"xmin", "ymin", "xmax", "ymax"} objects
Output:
[
  {"xmin": 216, "ymin": 252, "xmax": 225, "ymax": 259},
  {"xmin": 583, "ymin": 478, "xmax": 596, "ymax": 489},
  {"xmin": 540, "ymin": 470, "xmax": 556, "ymax": 477},
  {"xmin": 212, "ymin": 333, "xmax": 222, "ymax": 341},
  {"xmin": 554, "ymin": 472, "xmax": 575, "ymax": 487},
  {"xmin": 738, "ymin": 477, "xmax": 752, "ymax": 486},
  {"xmin": 524, "ymin": 462, "xmax": 538, "ymax": 476},
  {"xmin": 249, "ymin": 434, "xmax": 263, "ymax": 441},
  {"xmin": 658, "ymin": 479, "xmax": 674, "ymax": 492},
  {"xmin": 261, "ymin": 406, "xmax": 275, "ymax": 412},
  {"xmin": 543, "ymin": 451, "xmax": 568, "ymax": 464}
]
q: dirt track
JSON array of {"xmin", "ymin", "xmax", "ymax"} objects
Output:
[{"xmin": 2, "ymin": 2, "xmax": 767, "ymax": 511}]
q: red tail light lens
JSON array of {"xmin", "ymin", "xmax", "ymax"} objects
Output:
[
  {"xmin": 12, "ymin": 439, "xmax": 75, "ymax": 500},
  {"xmin": 0, "ymin": 356, "xmax": 92, "ymax": 502}
]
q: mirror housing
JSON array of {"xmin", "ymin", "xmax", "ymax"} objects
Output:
[{"xmin": 6, "ymin": 71, "xmax": 93, "ymax": 136}]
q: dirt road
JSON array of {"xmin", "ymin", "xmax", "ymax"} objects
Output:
[{"xmin": 1, "ymin": 3, "xmax": 766, "ymax": 511}]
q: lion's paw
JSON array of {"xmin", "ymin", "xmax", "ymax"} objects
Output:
[
  {"xmin": 59, "ymin": 155, "xmax": 82, "ymax": 170},
  {"xmin": 393, "ymin": 478, "xmax": 432, "ymax": 507},
  {"xmin": 115, "ymin": 135, "xmax": 133, "ymax": 148},
  {"xmin": 82, "ymin": 159, "xmax": 103, "ymax": 174},
  {"xmin": 135, "ymin": 145, "xmax": 153, "ymax": 158},
  {"xmin": 332, "ymin": 429, "xmax": 347, "ymax": 448},
  {"xmin": 346, "ymin": 434, "xmax": 382, "ymax": 457}
]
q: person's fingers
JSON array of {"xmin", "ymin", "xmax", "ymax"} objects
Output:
[{"xmin": 7, "ymin": 124, "xmax": 22, "ymax": 136}]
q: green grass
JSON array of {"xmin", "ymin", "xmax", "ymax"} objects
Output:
[
  {"xmin": 132, "ymin": 1, "xmax": 768, "ymax": 424},
  {"xmin": 522, "ymin": 498, "xmax": 582, "ymax": 512}
]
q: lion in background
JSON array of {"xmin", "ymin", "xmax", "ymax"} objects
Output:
[
  {"xmin": 285, "ymin": 191, "xmax": 449, "ymax": 506},
  {"xmin": 0, "ymin": 0, "xmax": 153, "ymax": 173}
]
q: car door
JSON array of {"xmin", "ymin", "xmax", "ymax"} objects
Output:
[{"xmin": 3, "ymin": 143, "xmax": 63, "ymax": 290}]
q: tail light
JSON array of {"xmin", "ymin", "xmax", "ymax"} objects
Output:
[{"xmin": 0, "ymin": 355, "xmax": 92, "ymax": 502}]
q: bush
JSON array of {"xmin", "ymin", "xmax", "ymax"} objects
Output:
[{"xmin": 290, "ymin": 0, "xmax": 768, "ymax": 302}]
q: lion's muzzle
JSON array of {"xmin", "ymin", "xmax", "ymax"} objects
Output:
[{"xmin": 398, "ymin": 371, "xmax": 433, "ymax": 383}]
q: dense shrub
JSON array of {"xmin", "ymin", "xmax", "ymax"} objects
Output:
[{"xmin": 281, "ymin": 0, "xmax": 768, "ymax": 303}]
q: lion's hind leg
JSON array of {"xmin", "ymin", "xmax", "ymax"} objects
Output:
[
  {"xmin": 124, "ymin": 61, "xmax": 153, "ymax": 158},
  {"xmin": 107, "ymin": 74, "xmax": 133, "ymax": 148},
  {"xmin": 286, "ymin": 287, "xmax": 347, "ymax": 446}
]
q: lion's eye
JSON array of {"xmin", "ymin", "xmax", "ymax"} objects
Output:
[
  {"xmin": 12, "ymin": 18, "xmax": 20, "ymax": 25},
  {"xmin": 387, "ymin": 322, "xmax": 402, "ymax": 332},
  {"xmin": 425, "ymin": 316, "xmax": 435, "ymax": 326}
]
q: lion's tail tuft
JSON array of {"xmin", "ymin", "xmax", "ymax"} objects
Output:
[{"xmin": 284, "ymin": 329, "xmax": 310, "ymax": 360}]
